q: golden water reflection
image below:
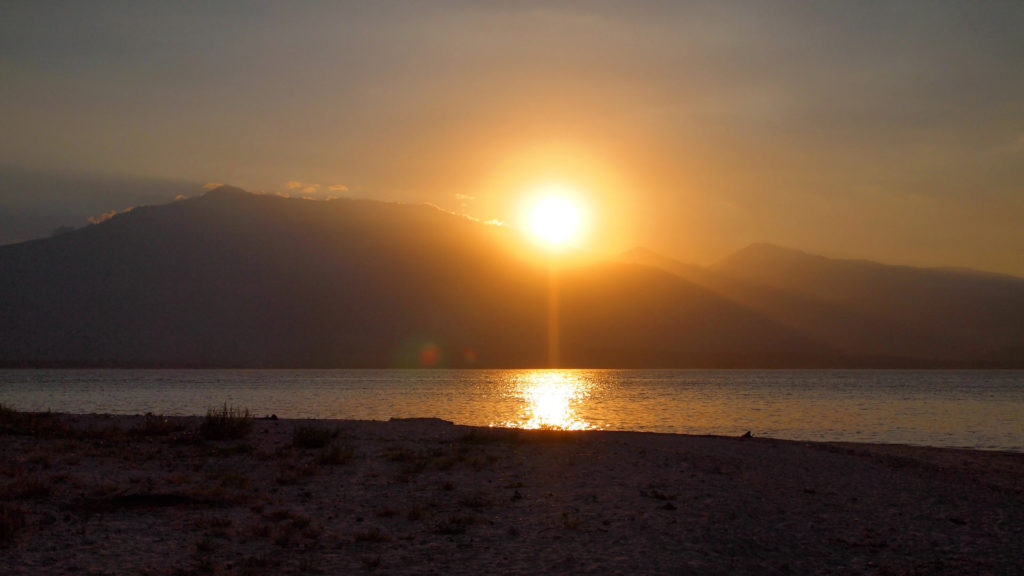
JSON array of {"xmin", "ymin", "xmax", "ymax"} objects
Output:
[{"xmin": 498, "ymin": 371, "xmax": 595, "ymax": 430}]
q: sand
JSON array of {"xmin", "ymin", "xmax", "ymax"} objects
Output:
[{"xmin": 1, "ymin": 411, "xmax": 1022, "ymax": 575}]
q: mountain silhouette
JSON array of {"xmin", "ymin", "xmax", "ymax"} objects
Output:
[
  {"xmin": 0, "ymin": 166, "xmax": 198, "ymax": 246},
  {"xmin": 621, "ymin": 244, "xmax": 1024, "ymax": 366},
  {"xmin": 1, "ymin": 188, "xmax": 1020, "ymax": 368},
  {"xmin": 0, "ymin": 188, "xmax": 836, "ymax": 368}
]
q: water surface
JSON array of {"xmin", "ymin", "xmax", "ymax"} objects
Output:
[{"xmin": 1, "ymin": 369, "xmax": 1020, "ymax": 451}]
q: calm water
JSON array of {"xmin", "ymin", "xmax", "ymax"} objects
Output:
[{"xmin": 1, "ymin": 369, "xmax": 1021, "ymax": 451}]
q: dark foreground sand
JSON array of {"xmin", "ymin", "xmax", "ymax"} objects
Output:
[{"xmin": 1, "ymin": 412, "xmax": 1022, "ymax": 575}]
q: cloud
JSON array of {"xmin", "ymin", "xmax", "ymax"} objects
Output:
[
  {"xmin": 455, "ymin": 193, "xmax": 475, "ymax": 201},
  {"xmin": 89, "ymin": 206, "xmax": 133, "ymax": 224},
  {"xmin": 174, "ymin": 194, "xmax": 188, "ymax": 201},
  {"xmin": 203, "ymin": 182, "xmax": 224, "ymax": 190},
  {"xmin": 328, "ymin": 184, "xmax": 349, "ymax": 192},
  {"xmin": 284, "ymin": 180, "xmax": 304, "ymax": 190}
]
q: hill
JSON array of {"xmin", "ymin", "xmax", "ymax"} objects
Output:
[
  {"xmin": 620, "ymin": 244, "xmax": 1024, "ymax": 366},
  {"xmin": 0, "ymin": 166, "xmax": 198, "ymax": 246},
  {"xmin": 0, "ymin": 188, "xmax": 835, "ymax": 368}
]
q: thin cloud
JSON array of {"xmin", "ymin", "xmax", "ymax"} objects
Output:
[
  {"xmin": 284, "ymin": 180, "xmax": 304, "ymax": 190},
  {"xmin": 329, "ymin": 184, "xmax": 349, "ymax": 192},
  {"xmin": 203, "ymin": 182, "xmax": 224, "ymax": 190},
  {"xmin": 89, "ymin": 206, "xmax": 133, "ymax": 224}
]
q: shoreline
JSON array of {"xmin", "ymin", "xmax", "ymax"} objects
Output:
[
  {"xmin": 34, "ymin": 409, "xmax": 1024, "ymax": 452},
  {"xmin": 2, "ymin": 412, "xmax": 1022, "ymax": 574}
]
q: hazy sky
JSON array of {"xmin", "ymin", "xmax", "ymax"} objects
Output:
[{"xmin": 2, "ymin": 1, "xmax": 1023, "ymax": 274}]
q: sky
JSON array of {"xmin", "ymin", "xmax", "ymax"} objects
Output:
[{"xmin": 2, "ymin": 1, "xmax": 1023, "ymax": 275}]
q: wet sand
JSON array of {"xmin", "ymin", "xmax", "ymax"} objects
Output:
[{"xmin": 1, "ymin": 412, "xmax": 1022, "ymax": 575}]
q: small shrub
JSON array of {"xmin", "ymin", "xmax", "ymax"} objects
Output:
[
  {"xmin": 200, "ymin": 404, "xmax": 253, "ymax": 441},
  {"xmin": 292, "ymin": 425, "xmax": 340, "ymax": 449}
]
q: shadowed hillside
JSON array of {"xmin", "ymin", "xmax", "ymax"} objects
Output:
[
  {"xmin": 620, "ymin": 244, "xmax": 1024, "ymax": 366},
  {"xmin": 0, "ymin": 188, "xmax": 837, "ymax": 368}
]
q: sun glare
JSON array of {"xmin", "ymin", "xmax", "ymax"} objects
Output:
[
  {"xmin": 498, "ymin": 371, "xmax": 594, "ymax": 431},
  {"xmin": 525, "ymin": 188, "xmax": 585, "ymax": 250}
]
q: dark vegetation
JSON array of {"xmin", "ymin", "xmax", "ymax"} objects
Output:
[{"xmin": 199, "ymin": 404, "xmax": 253, "ymax": 441}]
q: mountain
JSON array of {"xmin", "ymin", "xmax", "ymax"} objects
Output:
[
  {"xmin": 0, "ymin": 188, "xmax": 836, "ymax": 368},
  {"xmin": 620, "ymin": 244, "xmax": 1024, "ymax": 366},
  {"xmin": 0, "ymin": 166, "xmax": 200, "ymax": 246}
]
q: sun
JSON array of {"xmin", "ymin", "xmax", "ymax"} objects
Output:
[{"xmin": 525, "ymin": 187, "xmax": 585, "ymax": 250}]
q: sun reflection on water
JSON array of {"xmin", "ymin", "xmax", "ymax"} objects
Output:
[{"xmin": 498, "ymin": 371, "xmax": 595, "ymax": 430}]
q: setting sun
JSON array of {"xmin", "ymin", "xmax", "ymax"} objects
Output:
[{"xmin": 525, "ymin": 187, "xmax": 586, "ymax": 250}]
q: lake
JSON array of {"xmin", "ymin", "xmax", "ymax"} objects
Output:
[{"xmin": 1, "ymin": 369, "xmax": 1021, "ymax": 451}]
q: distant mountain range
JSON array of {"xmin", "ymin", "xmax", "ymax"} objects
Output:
[
  {"xmin": 0, "ymin": 166, "xmax": 199, "ymax": 246},
  {"xmin": 2, "ymin": 187, "xmax": 1021, "ymax": 368}
]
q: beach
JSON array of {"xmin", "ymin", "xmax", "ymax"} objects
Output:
[{"xmin": 2, "ymin": 411, "xmax": 1022, "ymax": 575}]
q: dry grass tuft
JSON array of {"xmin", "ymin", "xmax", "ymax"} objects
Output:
[{"xmin": 199, "ymin": 404, "xmax": 253, "ymax": 441}]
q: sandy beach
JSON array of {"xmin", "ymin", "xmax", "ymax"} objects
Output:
[{"xmin": 1, "ymin": 410, "xmax": 1022, "ymax": 575}]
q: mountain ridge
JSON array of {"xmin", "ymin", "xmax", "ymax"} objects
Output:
[
  {"xmin": 0, "ymin": 188, "xmax": 837, "ymax": 368},
  {"xmin": 620, "ymin": 243, "xmax": 1024, "ymax": 365},
  {"xmin": 2, "ymin": 188, "xmax": 1021, "ymax": 368}
]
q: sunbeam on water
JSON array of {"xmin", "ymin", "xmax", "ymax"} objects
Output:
[
  {"xmin": 497, "ymin": 371, "xmax": 595, "ymax": 430},
  {"xmin": 1, "ymin": 369, "xmax": 1022, "ymax": 450}
]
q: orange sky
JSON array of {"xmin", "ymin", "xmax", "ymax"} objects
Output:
[{"xmin": 2, "ymin": 2, "xmax": 1023, "ymax": 275}]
